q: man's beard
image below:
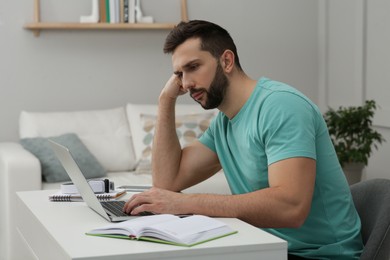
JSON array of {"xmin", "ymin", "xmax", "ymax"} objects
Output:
[{"xmin": 191, "ymin": 62, "xmax": 229, "ymax": 110}]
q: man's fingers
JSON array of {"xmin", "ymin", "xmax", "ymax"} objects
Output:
[
  {"xmin": 130, "ymin": 204, "xmax": 154, "ymax": 216},
  {"xmin": 123, "ymin": 192, "xmax": 150, "ymax": 214}
]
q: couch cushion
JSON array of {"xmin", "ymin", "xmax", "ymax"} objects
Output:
[
  {"xmin": 126, "ymin": 103, "xmax": 216, "ymax": 173},
  {"xmin": 19, "ymin": 107, "xmax": 136, "ymax": 172},
  {"xmin": 20, "ymin": 133, "xmax": 106, "ymax": 183}
]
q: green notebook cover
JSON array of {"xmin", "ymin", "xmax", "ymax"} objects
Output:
[{"xmin": 86, "ymin": 231, "xmax": 238, "ymax": 247}]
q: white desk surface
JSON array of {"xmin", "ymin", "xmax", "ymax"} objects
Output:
[{"xmin": 16, "ymin": 190, "xmax": 287, "ymax": 260}]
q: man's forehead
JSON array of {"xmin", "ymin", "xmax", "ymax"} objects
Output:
[
  {"xmin": 174, "ymin": 37, "xmax": 202, "ymax": 55},
  {"xmin": 172, "ymin": 38, "xmax": 211, "ymax": 70}
]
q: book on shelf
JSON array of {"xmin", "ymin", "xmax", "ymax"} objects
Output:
[
  {"xmin": 123, "ymin": 0, "xmax": 129, "ymax": 22},
  {"xmin": 109, "ymin": 0, "xmax": 116, "ymax": 23},
  {"xmin": 99, "ymin": 0, "xmax": 107, "ymax": 22},
  {"xmin": 49, "ymin": 189, "xmax": 126, "ymax": 202},
  {"xmin": 86, "ymin": 214, "xmax": 237, "ymax": 247},
  {"xmin": 128, "ymin": 0, "xmax": 135, "ymax": 23},
  {"xmin": 120, "ymin": 0, "xmax": 125, "ymax": 23},
  {"xmin": 105, "ymin": 0, "xmax": 111, "ymax": 22},
  {"xmin": 112, "ymin": 0, "xmax": 125, "ymax": 23}
]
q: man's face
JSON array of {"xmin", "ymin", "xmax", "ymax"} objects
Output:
[
  {"xmin": 195, "ymin": 61, "xmax": 228, "ymax": 109},
  {"xmin": 172, "ymin": 38, "xmax": 229, "ymax": 109}
]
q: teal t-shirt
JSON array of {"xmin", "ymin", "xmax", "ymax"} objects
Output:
[{"xmin": 199, "ymin": 77, "xmax": 363, "ymax": 259}]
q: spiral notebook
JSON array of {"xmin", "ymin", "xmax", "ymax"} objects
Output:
[{"xmin": 49, "ymin": 190, "xmax": 126, "ymax": 202}]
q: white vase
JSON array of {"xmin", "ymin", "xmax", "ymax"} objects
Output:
[{"xmin": 343, "ymin": 162, "xmax": 364, "ymax": 185}]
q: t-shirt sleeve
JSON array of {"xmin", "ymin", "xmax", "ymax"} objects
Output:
[
  {"xmin": 259, "ymin": 92, "xmax": 318, "ymax": 165},
  {"xmin": 198, "ymin": 116, "xmax": 217, "ymax": 153}
]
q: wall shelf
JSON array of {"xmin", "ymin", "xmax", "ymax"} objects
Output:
[
  {"xmin": 25, "ymin": 0, "xmax": 188, "ymax": 37},
  {"xmin": 24, "ymin": 22, "xmax": 177, "ymax": 30}
]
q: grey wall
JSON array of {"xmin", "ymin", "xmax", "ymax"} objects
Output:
[
  {"xmin": 0, "ymin": 0, "xmax": 319, "ymax": 141},
  {"xmin": 318, "ymin": 0, "xmax": 390, "ymax": 180}
]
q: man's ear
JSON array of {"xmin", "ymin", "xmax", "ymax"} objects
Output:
[{"xmin": 220, "ymin": 50, "xmax": 235, "ymax": 73}]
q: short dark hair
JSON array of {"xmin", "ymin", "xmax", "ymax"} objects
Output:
[{"xmin": 163, "ymin": 20, "xmax": 242, "ymax": 71}]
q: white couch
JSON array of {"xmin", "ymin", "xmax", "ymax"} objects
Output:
[{"xmin": 0, "ymin": 103, "xmax": 231, "ymax": 260}]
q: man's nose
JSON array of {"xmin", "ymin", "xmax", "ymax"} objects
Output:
[{"xmin": 182, "ymin": 75, "xmax": 195, "ymax": 90}]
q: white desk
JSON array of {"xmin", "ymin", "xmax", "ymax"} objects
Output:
[{"xmin": 16, "ymin": 190, "xmax": 287, "ymax": 260}]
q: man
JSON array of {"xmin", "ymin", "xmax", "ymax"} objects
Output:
[{"xmin": 124, "ymin": 20, "xmax": 363, "ymax": 259}]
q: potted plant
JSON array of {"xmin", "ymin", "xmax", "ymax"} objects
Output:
[{"xmin": 324, "ymin": 100, "xmax": 385, "ymax": 185}]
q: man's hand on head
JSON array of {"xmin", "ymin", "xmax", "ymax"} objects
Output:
[{"xmin": 160, "ymin": 74, "xmax": 188, "ymax": 101}]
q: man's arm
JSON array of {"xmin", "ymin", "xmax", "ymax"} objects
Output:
[
  {"xmin": 151, "ymin": 74, "xmax": 221, "ymax": 191},
  {"xmin": 151, "ymin": 89, "xmax": 181, "ymax": 189},
  {"xmin": 125, "ymin": 157, "xmax": 316, "ymax": 228}
]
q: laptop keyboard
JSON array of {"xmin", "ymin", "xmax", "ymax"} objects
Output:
[
  {"xmin": 101, "ymin": 200, "xmax": 155, "ymax": 217},
  {"xmin": 101, "ymin": 200, "xmax": 128, "ymax": 217}
]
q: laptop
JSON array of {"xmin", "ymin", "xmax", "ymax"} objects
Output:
[{"xmin": 49, "ymin": 139, "xmax": 137, "ymax": 222}]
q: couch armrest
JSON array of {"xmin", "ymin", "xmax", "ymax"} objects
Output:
[
  {"xmin": 0, "ymin": 142, "xmax": 42, "ymax": 192},
  {"xmin": 0, "ymin": 142, "xmax": 41, "ymax": 260}
]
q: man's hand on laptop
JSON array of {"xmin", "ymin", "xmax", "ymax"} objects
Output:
[{"xmin": 123, "ymin": 187, "xmax": 189, "ymax": 216}]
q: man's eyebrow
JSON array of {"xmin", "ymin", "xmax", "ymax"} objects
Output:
[
  {"xmin": 174, "ymin": 59, "xmax": 201, "ymax": 75},
  {"xmin": 173, "ymin": 71, "xmax": 182, "ymax": 76}
]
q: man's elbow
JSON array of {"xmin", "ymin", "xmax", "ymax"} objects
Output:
[
  {"xmin": 152, "ymin": 179, "xmax": 183, "ymax": 192},
  {"xmin": 152, "ymin": 180, "xmax": 173, "ymax": 190},
  {"xmin": 285, "ymin": 205, "xmax": 310, "ymax": 228}
]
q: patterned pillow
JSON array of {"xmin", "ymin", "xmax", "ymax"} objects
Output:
[{"xmin": 136, "ymin": 113, "xmax": 215, "ymax": 173}]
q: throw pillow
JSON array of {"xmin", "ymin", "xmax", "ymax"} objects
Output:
[
  {"xmin": 135, "ymin": 113, "xmax": 215, "ymax": 173},
  {"xmin": 126, "ymin": 102, "xmax": 218, "ymax": 163},
  {"xmin": 19, "ymin": 106, "xmax": 136, "ymax": 172},
  {"xmin": 20, "ymin": 133, "xmax": 106, "ymax": 183}
]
